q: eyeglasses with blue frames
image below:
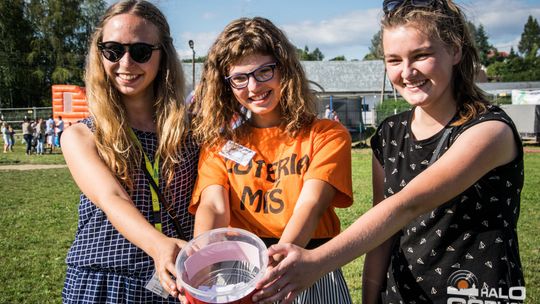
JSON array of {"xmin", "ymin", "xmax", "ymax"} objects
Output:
[
  {"xmin": 98, "ymin": 41, "xmax": 160, "ymax": 64},
  {"xmin": 383, "ymin": 0, "xmax": 434, "ymax": 15},
  {"xmin": 225, "ymin": 63, "xmax": 278, "ymax": 89}
]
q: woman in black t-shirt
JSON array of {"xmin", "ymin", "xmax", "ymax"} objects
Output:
[{"xmin": 252, "ymin": 1, "xmax": 525, "ymax": 304}]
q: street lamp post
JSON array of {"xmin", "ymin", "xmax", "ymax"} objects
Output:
[{"xmin": 188, "ymin": 40, "xmax": 195, "ymax": 91}]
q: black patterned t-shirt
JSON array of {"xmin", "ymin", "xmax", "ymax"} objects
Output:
[{"xmin": 371, "ymin": 105, "xmax": 525, "ymax": 303}]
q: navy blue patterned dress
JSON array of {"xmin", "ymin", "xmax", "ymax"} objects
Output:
[
  {"xmin": 62, "ymin": 118, "xmax": 199, "ymax": 303},
  {"xmin": 371, "ymin": 105, "xmax": 525, "ymax": 303}
]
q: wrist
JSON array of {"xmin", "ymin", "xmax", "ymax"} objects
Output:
[
  {"xmin": 145, "ymin": 232, "xmax": 170, "ymax": 259},
  {"xmin": 307, "ymin": 248, "xmax": 330, "ymax": 277}
]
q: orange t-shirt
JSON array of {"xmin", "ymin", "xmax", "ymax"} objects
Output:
[{"xmin": 190, "ymin": 119, "xmax": 353, "ymax": 239}]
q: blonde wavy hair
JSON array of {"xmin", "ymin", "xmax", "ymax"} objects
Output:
[
  {"xmin": 85, "ymin": 0, "xmax": 188, "ymax": 190},
  {"xmin": 381, "ymin": 0, "xmax": 489, "ymax": 125},
  {"xmin": 192, "ymin": 17, "xmax": 317, "ymax": 146}
]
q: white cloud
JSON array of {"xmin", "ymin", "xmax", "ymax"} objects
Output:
[
  {"xmin": 281, "ymin": 8, "xmax": 382, "ymax": 60},
  {"xmin": 279, "ymin": 0, "xmax": 540, "ymax": 58}
]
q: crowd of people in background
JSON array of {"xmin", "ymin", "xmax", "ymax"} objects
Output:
[{"xmin": 0, "ymin": 115, "xmax": 66, "ymax": 155}]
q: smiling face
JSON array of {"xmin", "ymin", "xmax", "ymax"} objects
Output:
[
  {"xmin": 383, "ymin": 24, "xmax": 461, "ymax": 110},
  {"xmin": 227, "ymin": 53, "xmax": 282, "ymax": 128},
  {"xmin": 101, "ymin": 14, "xmax": 161, "ymax": 101}
]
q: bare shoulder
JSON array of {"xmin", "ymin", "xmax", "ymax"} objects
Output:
[
  {"xmin": 457, "ymin": 119, "xmax": 515, "ymax": 146},
  {"xmin": 452, "ymin": 120, "xmax": 518, "ymax": 167},
  {"xmin": 61, "ymin": 123, "xmax": 96, "ymax": 154},
  {"xmin": 62, "ymin": 123, "xmax": 93, "ymax": 144}
]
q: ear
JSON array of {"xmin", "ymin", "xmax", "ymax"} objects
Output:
[{"xmin": 452, "ymin": 44, "xmax": 462, "ymax": 65}]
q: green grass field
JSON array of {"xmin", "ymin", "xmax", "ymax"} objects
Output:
[{"xmin": 0, "ymin": 146, "xmax": 538, "ymax": 303}]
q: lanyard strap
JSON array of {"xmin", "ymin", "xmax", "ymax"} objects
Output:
[
  {"xmin": 128, "ymin": 129, "xmax": 162, "ymax": 232},
  {"xmin": 140, "ymin": 165, "xmax": 187, "ymax": 240},
  {"xmin": 128, "ymin": 128, "xmax": 187, "ymax": 240}
]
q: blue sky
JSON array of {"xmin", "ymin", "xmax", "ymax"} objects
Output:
[{"xmin": 110, "ymin": 0, "xmax": 540, "ymax": 60}]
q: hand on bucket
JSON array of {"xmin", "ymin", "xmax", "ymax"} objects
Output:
[
  {"xmin": 176, "ymin": 284, "xmax": 188, "ymax": 304},
  {"xmin": 252, "ymin": 243, "xmax": 323, "ymax": 304},
  {"xmin": 150, "ymin": 236, "xmax": 187, "ymax": 298}
]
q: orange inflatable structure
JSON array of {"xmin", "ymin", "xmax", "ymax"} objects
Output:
[{"xmin": 51, "ymin": 84, "xmax": 89, "ymax": 124}]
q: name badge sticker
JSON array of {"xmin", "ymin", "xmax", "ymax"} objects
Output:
[
  {"xmin": 219, "ymin": 140, "xmax": 255, "ymax": 166},
  {"xmin": 144, "ymin": 271, "xmax": 170, "ymax": 299}
]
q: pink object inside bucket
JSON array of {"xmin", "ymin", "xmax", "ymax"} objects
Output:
[
  {"xmin": 184, "ymin": 241, "xmax": 260, "ymax": 281},
  {"xmin": 176, "ymin": 228, "xmax": 268, "ymax": 304}
]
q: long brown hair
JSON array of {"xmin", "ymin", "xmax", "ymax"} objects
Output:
[
  {"xmin": 85, "ymin": 0, "xmax": 188, "ymax": 189},
  {"xmin": 381, "ymin": 0, "xmax": 489, "ymax": 125},
  {"xmin": 192, "ymin": 17, "xmax": 317, "ymax": 147}
]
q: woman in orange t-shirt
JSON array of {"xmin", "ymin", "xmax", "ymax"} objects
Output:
[{"xmin": 188, "ymin": 17, "xmax": 353, "ymax": 303}]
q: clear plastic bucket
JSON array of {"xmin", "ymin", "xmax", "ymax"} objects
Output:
[{"xmin": 176, "ymin": 228, "xmax": 268, "ymax": 304}]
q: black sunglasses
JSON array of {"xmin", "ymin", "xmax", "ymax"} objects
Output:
[
  {"xmin": 97, "ymin": 41, "xmax": 160, "ymax": 63},
  {"xmin": 383, "ymin": 0, "xmax": 434, "ymax": 15}
]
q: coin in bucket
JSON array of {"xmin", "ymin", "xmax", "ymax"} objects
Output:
[{"xmin": 176, "ymin": 227, "xmax": 268, "ymax": 304}]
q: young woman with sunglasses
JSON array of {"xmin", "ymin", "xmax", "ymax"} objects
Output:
[
  {"xmin": 187, "ymin": 17, "xmax": 353, "ymax": 303},
  {"xmin": 253, "ymin": 1, "xmax": 525, "ymax": 303},
  {"xmin": 61, "ymin": 1, "xmax": 198, "ymax": 302}
]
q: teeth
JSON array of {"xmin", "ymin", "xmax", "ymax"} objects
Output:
[
  {"xmin": 118, "ymin": 74, "xmax": 138, "ymax": 80},
  {"xmin": 405, "ymin": 80, "xmax": 426, "ymax": 88},
  {"xmin": 250, "ymin": 91, "xmax": 270, "ymax": 101}
]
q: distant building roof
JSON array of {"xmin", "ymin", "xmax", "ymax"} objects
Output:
[
  {"xmin": 182, "ymin": 61, "xmax": 392, "ymax": 94},
  {"xmin": 182, "ymin": 61, "xmax": 540, "ymax": 95},
  {"xmin": 300, "ymin": 61, "xmax": 393, "ymax": 94}
]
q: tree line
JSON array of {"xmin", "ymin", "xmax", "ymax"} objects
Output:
[
  {"xmin": 0, "ymin": 0, "xmax": 106, "ymax": 108},
  {"xmin": 363, "ymin": 16, "xmax": 540, "ymax": 82}
]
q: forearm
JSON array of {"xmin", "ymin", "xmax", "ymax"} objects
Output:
[
  {"xmin": 310, "ymin": 193, "xmax": 416, "ymax": 275},
  {"xmin": 193, "ymin": 185, "xmax": 230, "ymax": 237},
  {"xmin": 278, "ymin": 208, "xmax": 320, "ymax": 248},
  {"xmin": 193, "ymin": 204, "xmax": 229, "ymax": 236},
  {"xmin": 99, "ymin": 195, "xmax": 170, "ymax": 258},
  {"xmin": 279, "ymin": 179, "xmax": 335, "ymax": 247}
]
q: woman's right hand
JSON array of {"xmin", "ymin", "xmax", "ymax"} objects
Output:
[
  {"xmin": 253, "ymin": 243, "xmax": 323, "ymax": 304},
  {"xmin": 150, "ymin": 236, "xmax": 187, "ymax": 299}
]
